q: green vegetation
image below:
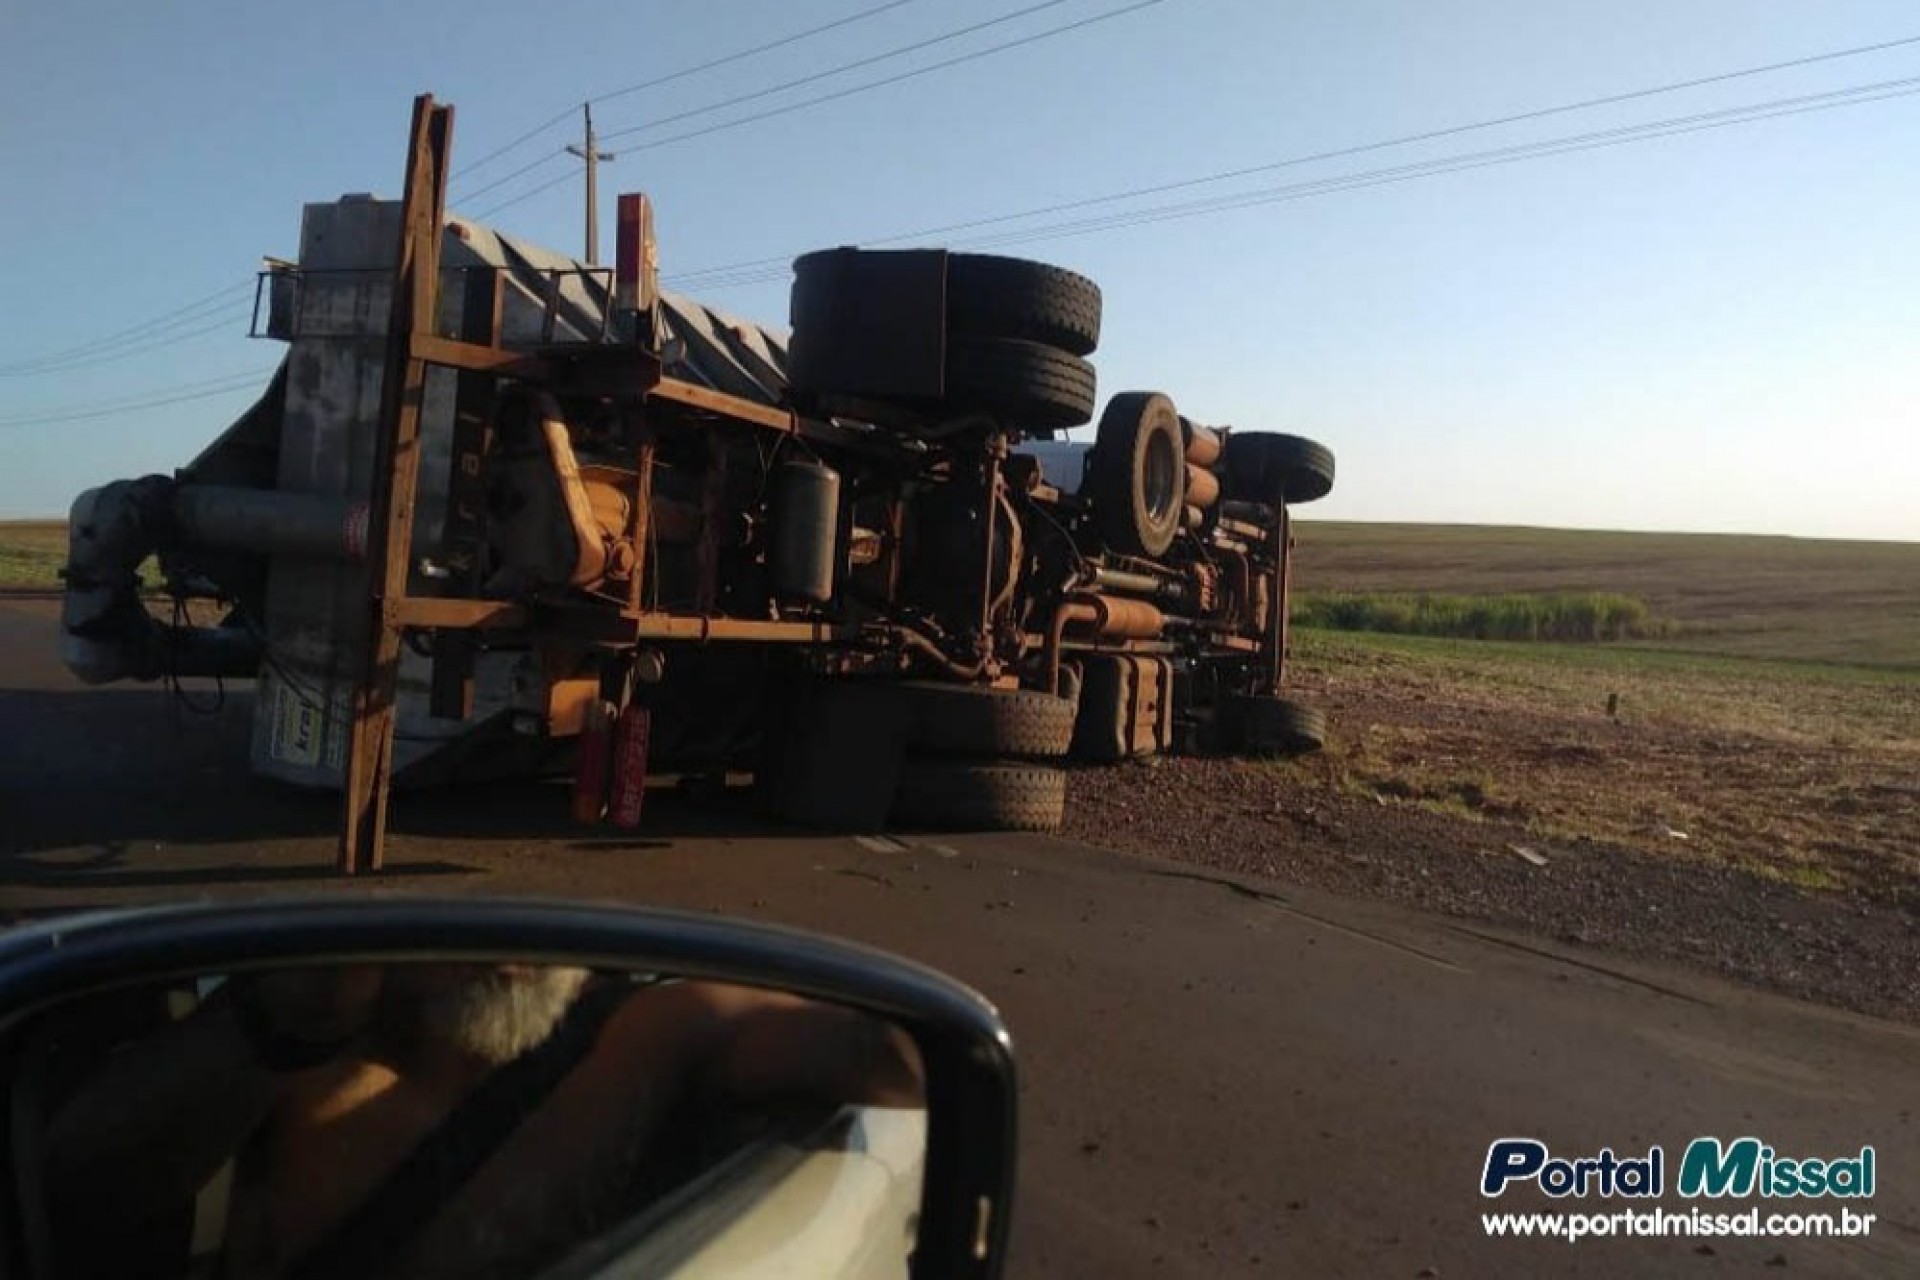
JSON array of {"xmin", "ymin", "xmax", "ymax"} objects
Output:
[
  {"xmin": 0, "ymin": 522, "xmax": 70, "ymax": 590},
  {"xmin": 1292, "ymin": 629, "xmax": 1918, "ymax": 749},
  {"xmin": 1296, "ymin": 589, "xmax": 1658, "ymax": 643},
  {"xmin": 0, "ymin": 522, "xmax": 161, "ymax": 592},
  {"xmin": 1284, "ymin": 629, "xmax": 1917, "ymax": 895},
  {"xmin": 1294, "ymin": 520, "xmax": 1920, "ymax": 670}
]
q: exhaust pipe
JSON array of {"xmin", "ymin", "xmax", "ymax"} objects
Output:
[{"xmin": 61, "ymin": 478, "xmax": 362, "ymax": 684}]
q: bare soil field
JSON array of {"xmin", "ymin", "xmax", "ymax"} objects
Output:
[
  {"xmin": 1294, "ymin": 520, "xmax": 1920, "ymax": 669},
  {"xmin": 1070, "ymin": 631, "xmax": 1920, "ymax": 1023}
]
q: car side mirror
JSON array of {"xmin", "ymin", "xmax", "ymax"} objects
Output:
[{"xmin": 0, "ymin": 897, "xmax": 1017, "ymax": 1280}]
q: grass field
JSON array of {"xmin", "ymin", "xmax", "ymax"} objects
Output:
[
  {"xmin": 1294, "ymin": 521, "xmax": 1920, "ymax": 670},
  {"xmin": 1293, "ymin": 630, "xmax": 1918, "ymax": 750},
  {"xmin": 1294, "ymin": 589, "xmax": 1658, "ymax": 643},
  {"xmin": 0, "ymin": 522, "xmax": 70, "ymax": 591},
  {"xmin": 1283, "ymin": 629, "xmax": 1917, "ymax": 897}
]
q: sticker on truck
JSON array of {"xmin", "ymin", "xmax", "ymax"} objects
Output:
[{"xmin": 269, "ymin": 678, "xmax": 325, "ymax": 766}]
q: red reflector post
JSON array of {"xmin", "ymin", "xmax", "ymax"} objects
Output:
[
  {"xmin": 614, "ymin": 193, "xmax": 655, "ymax": 314},
  {"xmin": 608, "ymin": 704, "xmax": 651, "ymax": 829},
  {"xmin": 572, "ymin": 697, "xmax": 617, "ymax": 824}
]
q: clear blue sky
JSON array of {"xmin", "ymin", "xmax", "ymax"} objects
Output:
[{"xmin": 3, "ymin": 0, "xmax": 1915, "ymax": 539}]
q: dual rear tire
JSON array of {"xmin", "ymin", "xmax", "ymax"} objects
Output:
[
  {"xmin": 788, "ymin": 250, "xmax": 1102, "ymax": 431},
  {"xmin": 893, "ymin": 682, "xmax": 1073, "ymax": 833},
  {"xmin": 760, "ymin": 679, "xmax": 1074, "ymax": 833}
]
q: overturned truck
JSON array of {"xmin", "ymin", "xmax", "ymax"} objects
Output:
[{"xmin": 60, "ymin": 97, "xmax": 1336, "ymax": 864}]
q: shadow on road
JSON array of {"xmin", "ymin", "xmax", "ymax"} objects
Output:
[
  {"xmin": 0, "ymin": 689, "xmax": 828, "ymax": 888},
  {"xmin": 0, "ymin": 845, "xmax": 479, "ymax": 892}
]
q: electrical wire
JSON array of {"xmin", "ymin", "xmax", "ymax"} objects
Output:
[
  {"xmin": 163, "ymin": 594, "xmax": 228, "ymax": 719},
  {"xmin": 462, "ymin": 167, "xmax": 581, "ymax": 222},
  {"xmin": 20, "ymin": 5, "xmax": 940, "ymax": 384},
  {"xmin": 17, "ymin": 80, "xmax": 1914, "ymax": 430},
  {"xmin": 613, "ymin": 0, "xmax": 1167, "ymax": 154},
  {"xmin": 456, "ymin": 148, "xmax": 574, "ymax": 206},
  {"xmin": 668, "ymin": 72, "xmax": 1920, "ymax": 291},
  {"xmin": 28, "ymin": 28, "xmax": 1920, "ymax": 382},
  {"xmin": 451, "ymin": 0, "xmax": 926, "ymax": 183},
  {"xmin": 0, "ymin": 367, "xmax": 279, "ymax": 425},
  {"xmin": 593, "ymin": 0, "xmax": 926, "ymax": 112},
  {"xmin": 468, "ymin": 0, "xmax": 1164, "ymax": 221},
  {"xmin": 950, "ymin": 76, "xmax": 1920, "ymax": 252},
  {"xmin": 450, "ymin": 106, "xmax": 582, "ymax": 188},
  {"xmin": 0, "ymin": 304, "xmax": 255, "ymax": 379},
  {"xmin": 0, "ymin": 369, "xmax": 273, "ymax": 431},
  {"xmin": 0, "ymin": 281, "xmax": 254, "ymax": 376},
  {"xmin": 596, "ymin": 0, "xmax": 1082, "ymax": 144},
  {"xmin": 666, "ymin": 32, "xmax": 1920, "ymax": 287}
]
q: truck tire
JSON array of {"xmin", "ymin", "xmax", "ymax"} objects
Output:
[
  {"xmin": 891, "ymin": 762, "xmax": 1067, "ymax": 833},
  {"xmin": 947, "ymin": 254, "xmax": 1102, "ymax": 356},
  {"xmin": 896, "ymin": 682, "xmax": 1077, "ymax": 759},
  {"xmin": 1088, "ymin": 391, "xmax": 1187, "ymax": 558},
  {"xmin": 1221, "ymin": 432, "xmax": 1336, "ymax": 506},
  {"xmin": 1226, "ymin": 695, "xmax": 1326, "ymax": 755},
  {"xmin": 943, "ymin": 336, "xmax": 1097, "ymax": 430}
]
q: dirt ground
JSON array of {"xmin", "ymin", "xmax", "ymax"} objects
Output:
[{"xmin": 1066, "ymin": 636, "xmax": 1920, "ymax": 1026}]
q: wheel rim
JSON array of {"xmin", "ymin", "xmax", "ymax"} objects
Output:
[{"xmin": 1142, "ymin": 430, "xmax": 1180, "ymax": 525}]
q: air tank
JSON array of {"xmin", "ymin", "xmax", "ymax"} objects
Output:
[{"xmin": 770, "ymin": 459, "xmax": 842, "ymax": 603}]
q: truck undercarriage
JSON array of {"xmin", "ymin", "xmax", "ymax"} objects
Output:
[{"xmin": 57, "ymin": 96, "xmax": 1336, "ymax": 872}]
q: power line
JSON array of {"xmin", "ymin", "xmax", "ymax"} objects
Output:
[
  {"xmin": 667, "ymin": 30, "xmax": 1920, "ymax": 288},
  {"xmin": 456, "ymin": 147, "xmax": 571, "ymax": 206},
  {"xmin": 21, "ymin": 80, "xmax": 1913, "ymax": 429},
  {"xmin": 0, "ymin": 367, "xmax": 276, "ymax": 420},
  {"xmin": 19, "ymin": 6, "xmax": 935, "ymax": 381},
  {"xmin": 27, "ymin": 1, "xmax": 1151, "ymax": 361},
  {"xmin": 957, "ymin": 78, "xmax": 1920, "ymax": 251},
  {"xmin": 466, "ymin": 0, "xmax": 1095, "ymax": 217},
  {"xmin": 1, "ymin": 305, "xmax": 255, "ymax": 378},
  {"xmin": 0, "ymin": 369, "xmax": 277, "ymax": 431},
  {"xmin": 593, "ymin": 0, "xmax": 926, "ymax": 111},
  {"xmin": 597, "ymin": 0, "xmax": 1082, "ymax": 144},
  {"xmin": 450, "ymin": 0, "xmax": 925, "ymax": 184},
  {"xmin": 617, "ymin": 0, "xmax": 1167, "ymax": 153},
  {"xmin": 30, "ymin": 27, "xmax": 1917, "ymax": 390},
  {"xmin": 469, "ymin": 0, "xmax": 1167, "ymax": 222},
  {"xmin": 463, "ymin": 165, "xmax": 581, "ymax": 222},
  {"xmin": 673, "ymin": 75, "xmax": 1920, "ymax": 290},
  {"xmin": 0, "ymin": 281, "xmax": 254, "ymax": 376},
  {"xmin": 449, "ymin": 107, "xmax": 580, "ymax": 188}
]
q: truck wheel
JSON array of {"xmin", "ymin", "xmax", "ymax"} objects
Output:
[
  {"xmin": 1221, "ymin": 432, "xmax": 1336, "ymax": 506},
  {"xmin": 1088, "ymin": 392, "xmax": 1187, "ymax": 558},
  {"xmin": 1226, "ymin": 695, "xmax": 1326, "ymax": 755},
  {"xmin": 943, "ymin": 336, "xmax": 1096, "ymax": 430},
  {"xmin": 891, "ymin": 762, "xmax": 1067, "ymax": 833},
  {"xmin": 947, "ymin": 254, "xmax": 1102, "ymax": 356},
  {"xmin": 896, "ymin": 682, "xmax": 1077, "ymax": 759}
]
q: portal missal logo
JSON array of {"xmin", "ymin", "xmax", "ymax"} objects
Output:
[{"xmin": 1481, "ymin": 1137, "xmax": 1876, "ymax": 1200}]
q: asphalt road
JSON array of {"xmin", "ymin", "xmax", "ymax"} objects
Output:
[{"xmin": 3, "ymin": 597, "xmax": 1915, "ymax": 1277}]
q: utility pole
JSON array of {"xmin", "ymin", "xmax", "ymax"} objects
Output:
[{"xmin": 565, "ymin": 103, "xmax": 616, "ymax": 264}]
